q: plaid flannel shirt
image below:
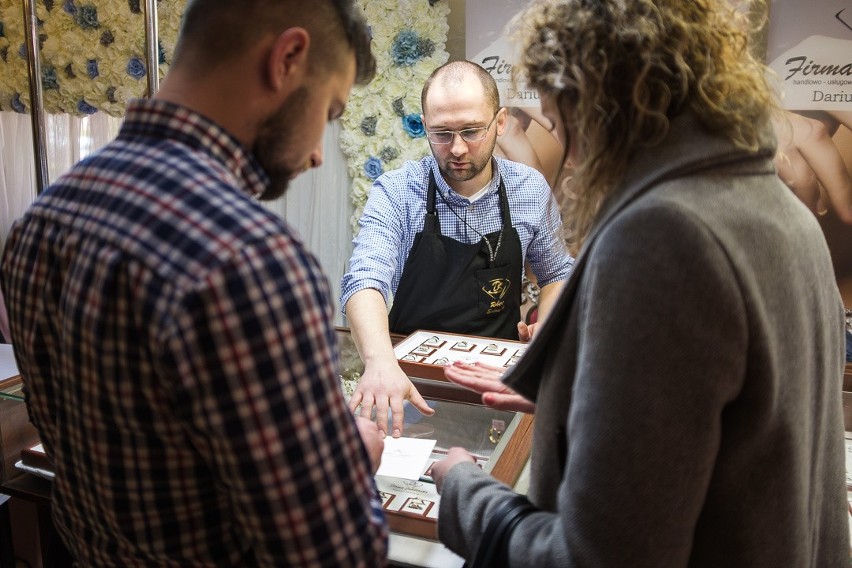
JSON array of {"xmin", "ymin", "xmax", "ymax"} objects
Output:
[{"xmin": 1, "ymin": 99, "xmax": 387, "ymax": 567}]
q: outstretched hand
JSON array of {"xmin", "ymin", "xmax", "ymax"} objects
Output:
[
  {"xmin": 443, "ymin": 361, "xmax": 535, "ymax": 414},
  {"xmin": 348, "ymin": 359, "xmax": 434, "ymax": 438}
]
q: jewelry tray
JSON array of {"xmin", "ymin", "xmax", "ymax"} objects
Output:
[{"xmin": 392, "ymin": 329, "xmax": 527, "ymax": 382}]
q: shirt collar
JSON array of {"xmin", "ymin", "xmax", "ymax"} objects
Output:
[
  {"xmin": 120, "ymin": 98, "xmax": 270, "ymax": 199},
  {"xmin": 429, "ymin": 157, "xmax": 501, "ymax": 204}
]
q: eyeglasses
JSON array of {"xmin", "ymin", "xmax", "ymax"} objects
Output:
[{"xmin": 425, "ymin": 114, "xmax": 498, "ymax": 145}]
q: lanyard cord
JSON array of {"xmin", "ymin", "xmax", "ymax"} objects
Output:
[{"xmin": 436, "ymin": 187, "xmax": 504, "ymax": 263}]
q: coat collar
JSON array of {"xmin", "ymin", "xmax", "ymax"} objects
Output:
[{"xmin": 504, "ymin": 113, "xmax": 777, "ymax": 400}]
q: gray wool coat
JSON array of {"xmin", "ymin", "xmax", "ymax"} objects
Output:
[{"xmin": 438, "ymin": 113, "xmax": 849, "ymax": 567}]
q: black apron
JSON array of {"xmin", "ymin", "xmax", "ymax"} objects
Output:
[{"xmin": 388, "ymin": 171, "xmax": 523, "ymax": 340}]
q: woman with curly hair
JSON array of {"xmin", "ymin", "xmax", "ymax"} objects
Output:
[{"xmin": 430, "ymin": 1, "xmax": 849, "ymax": 566}]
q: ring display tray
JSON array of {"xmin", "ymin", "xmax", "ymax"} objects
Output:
[
  {"xmin": 374, "ymin": 398, "xmax": 533, "ymax": 540},
  {"xmin": 336, "ymin": 327, "xmax": 534, "ymax": 541},
  {"xmin": 392, "ymin": 330, "xmax": 527, "ymax": 382}
]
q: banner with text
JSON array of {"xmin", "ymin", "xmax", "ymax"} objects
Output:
[
  {"xmin": 465, "ymin": 0, "xmax": 539, "ymax": 109},
  {"xmin": 767, "ymin": 1, "xmax": 852, "ymax": 110}
]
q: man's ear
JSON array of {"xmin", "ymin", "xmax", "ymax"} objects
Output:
[
  {"xmin": 494, "ymin": 106, "xmax": 508, "ymax": 136},
  {"xmin": 267, "ymin": 27, "xmax": 310, "ymax": 94}
]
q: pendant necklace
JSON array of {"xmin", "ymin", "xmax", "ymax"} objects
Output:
[{"xmin": 437, "ymin": 187, "xmax": 504, "ymax": 263}]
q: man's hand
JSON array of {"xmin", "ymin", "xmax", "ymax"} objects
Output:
[
  {"xmin": 430, "ymin": 446, "xmax": 476, "ymax": 493},
  {"xmin": 348, "ymin": 359, "xmax": 434, "ymax": 438},
  {"xmin": 354, "ymin": 416, "xmax": 384, "ymax": 474},
  {"xmin": 443, "ymin": 361, "xmax": 536, "ymax": 413},
  {"xmin": 346, "ymin": 289, "xmax": 435, "ymax": 438}
]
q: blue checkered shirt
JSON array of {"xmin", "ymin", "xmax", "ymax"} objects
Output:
[
  {"xmin": 340, "ymin": 156, "xmax": 573, "ymax": 311},
  {"xmin": 1, "ymin": 99, "xmax": 388, "ymax": 567}
]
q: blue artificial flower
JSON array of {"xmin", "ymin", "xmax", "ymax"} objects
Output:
[
  {"xmin": 63, "ymin": 0, "xmax": 77, "ymax": 16},
  {"xmin": 77, "ymin": 99, "xmax": 98, "ymax": 115},
  {"xmin": 128, "ymin": 0, "xmax": 141, "ymax": 14},
  {"xmin": 401, "ymin": 113, "xmax": 426, "ymax": 138},
  {"xmin": 18, "ymin": 43, "xmax": 27, "ymax": 59},
  {"xmin": 158, "ymin": 40, "xmax": 166, "ymax": 64},
  {"xmin": 364, "ymin": 157, "xmax": 384, "ymax": 180},
  {"xmin": 11, "ymin": 93, "xmax": 26, "ymax": 113},
  {"xmin": 360, "ymin": 116, "xmax": 377, "ymax": 136},
  {"xmin": 0, "ymin": 22, "xmax": 5, "ymax": 38},
  {"xmin": 75, "ymin": 4, "xmax": 98, "ymax": 29},
  {"xmin": 126, "ymin": 56, "xmax": 146, "ymax": 79},
  {"xmin": 41, "ymin": 66, "xmax": 59, "ymax": 90},
  {"xmin": 391, "ymin": 29, "xmax": 434, "ymax": 67},
  {"xmin": 86, "ymin": 59, "xmax": 99, "ymax": 79}
]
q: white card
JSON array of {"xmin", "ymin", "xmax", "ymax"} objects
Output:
[{"xmin": 375, "ymin": 436, "xmax": 437, "ymax": 481}]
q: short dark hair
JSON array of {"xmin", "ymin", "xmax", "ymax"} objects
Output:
[
  {"xmin": 174, "ymin": 0, "xmax": 375, "ymax": 85},
  {"xmin": 421, "ymin": 60, "xmax": 500, "ymax": 115}
]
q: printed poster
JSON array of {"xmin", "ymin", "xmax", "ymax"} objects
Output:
[
  {"xmin": 766, "ymin": 1, "xmax": 852, "ymax": 110},
  {"xmin": 465, "ymin": 0, "xmax": 564, "ymax": 182}
]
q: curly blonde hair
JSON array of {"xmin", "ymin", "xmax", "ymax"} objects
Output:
[{"xmin": 510, "ymin": 0, "xmax": 779, "ymax": 254}]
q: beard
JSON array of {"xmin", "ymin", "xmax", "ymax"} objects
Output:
[
  {"xmin": 434, "ymin": 134, "xmax": 498, "ymax": 184},
  {"xmin": 253, "ymin": 86, "xmax": 310, "ymax": 202}
]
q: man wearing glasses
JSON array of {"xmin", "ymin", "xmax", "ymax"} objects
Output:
[{"xmin": 341, "ymin": 60, "xmax": 573, "ymax": 437}]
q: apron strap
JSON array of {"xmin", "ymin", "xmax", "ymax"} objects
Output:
[{"xmin": 426, "ymin": 170, "xmax": 441, "ymax": 233}]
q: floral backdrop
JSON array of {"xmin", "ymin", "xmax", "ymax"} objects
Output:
[
  {"xmin": 0, "ymin": 0, "xmax": 182, "ymax": 117},
  {"xmin": 0, "ymin": 0, "xmax": 449, "ymax": 232},
  {"xmin": 340, "ymin": 0, "xmax": 449, "ymax": 229}
]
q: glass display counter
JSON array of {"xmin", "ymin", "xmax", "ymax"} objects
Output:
[
  {"xmin": 0, "ymin": 330, "xmax": 534, "ymax": 559},
  {"xmin": 336, "ymin": 327, "xmax": 534, "ymax": 541}
]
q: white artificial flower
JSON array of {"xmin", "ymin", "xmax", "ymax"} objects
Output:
[
  {"xmin": 342, "ymin": 0, "xmax": 448, "ymax": 228},
  {"xmin": 0, "ymin": 0, "xmax": 182, "ymax": 116}
]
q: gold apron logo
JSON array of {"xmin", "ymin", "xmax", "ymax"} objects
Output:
[{"xmin": 482, "ymin": 278, "xmax": 510, "ymax": 315}]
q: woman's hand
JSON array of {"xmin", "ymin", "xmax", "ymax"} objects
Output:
[
  {"xmin": 443, "ymin": 361, "xmax": 536, "ymax": 413},
  {"xmin": 430, "ymin": 447, "xmax": 476, "ymax": 493}
]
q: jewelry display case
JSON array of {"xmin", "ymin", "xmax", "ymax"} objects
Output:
[
  {"xmin": 337, "ymin": 328, "xmax": 534, "ymax": 540},
  {"xmin": 392, "ymin": 329, "xmax": 528, "ymax": 383},
  {"xmin": 1, "ymin": 331, "xmax": 535, "ymax": 545}
]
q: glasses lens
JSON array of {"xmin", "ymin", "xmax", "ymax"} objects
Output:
[
  {"xmin": 459, "ymin": 127, "xmax": 487, "ymax": 143},
  {"xmin": 428, "ymin": 131, "xmax": 453, "ymax": 144}
]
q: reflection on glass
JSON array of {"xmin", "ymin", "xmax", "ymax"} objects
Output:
[
  {"xmin": 402, "ymin": 399, "xmax": 514, "ymax": 461},
  {"xmin": 335, "ymin": 327, "xmax": 517, "ymax": 467}
]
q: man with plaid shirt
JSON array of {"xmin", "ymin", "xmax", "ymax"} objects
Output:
[{"xmin": 1, "ymin": 1, "xmax": 387, "ymax": 565}]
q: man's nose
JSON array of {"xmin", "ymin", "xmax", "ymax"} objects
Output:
[{"xmin": 450, "ymin": 133, "xmax": 468, "ymax": 155}]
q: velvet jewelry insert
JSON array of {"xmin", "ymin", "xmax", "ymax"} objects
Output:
[{"xmin": 393, "ymin": 330, "xmax": 527, "ymax": 381}]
